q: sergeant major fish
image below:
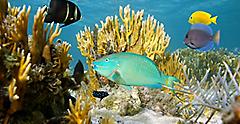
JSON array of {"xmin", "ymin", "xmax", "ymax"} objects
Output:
[
  {"xmin": 44, "ymin": 0, "xmax": 82, "ymax": 28},
  {"xmin": 92, "ymin": 52, "xmax": 180, "ymax": 90}
]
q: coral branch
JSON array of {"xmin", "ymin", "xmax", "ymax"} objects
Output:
[
  {"xmin": 4, "ymin": 50, "xmax": 31, "ymax": 124},
  {"xmin": 9, "ymin": 5, "xmax": 31, "ymax": 51},
  {"xmin": 18, "ymin": 51, "xmax": 31, "ymax": 82},
  {"xmin": 65, "ymin": 95, "xmax": 91, "ymax": 124},
  {"xmin": 31, "ymin": 6, "xmax": 47, "ymax": 64},
  {"xmin": 8, "ymin": 4, "xmax": 21, "ymax": 17},
  {"xmin": 1, "ymin": 3, "xmax": 73, "ymax": 124},
  {"xmin": 54, "ymin": 41, "xmax": 72, "ymax": 72},
  {"xmin": 47, "ymin": 23, "xmax": 62, "ymax": 45},
  {"xmin": 180, "ymin": 59, "xmax": 240, "ymax": 122},
  {"xmin": 76, "ymin": 5, "xmax": 175, "ymax": 94},
  {"xmin": 8, "ymin": 78, "xmax": 19, "ymax": 102}
]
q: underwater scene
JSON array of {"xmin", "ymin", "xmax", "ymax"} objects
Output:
[{"xmin": 0, "ymin": 0, "xmax": 239, "ymax": 124}]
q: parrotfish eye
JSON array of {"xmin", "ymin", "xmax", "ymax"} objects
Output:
[{"xmin": 105, "ymin": 58, "xmax": 110, "ymax": 62}]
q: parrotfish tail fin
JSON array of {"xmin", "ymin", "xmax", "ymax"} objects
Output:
[
  {"xmin": 163, "ymin": 76, "xmax": 192, "ymax": 101},
  {"xmin": 164, "ymin": 76, "xmax": 180, "ymax": 92},
  {"xmin": 211, "ymin": 16, "xmax": 218, "ymax": 24},
  {"xmin": 213, "ymin": 30, "xmax": 220, "ymax": 46},
  {"xmin": 165, "ymin": 76, "xmax": 180, "ymax": 87}
]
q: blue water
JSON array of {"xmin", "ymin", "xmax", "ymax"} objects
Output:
[{"xmin": 9, "ymin": 0, "xmax": 240, "ymax": 70}]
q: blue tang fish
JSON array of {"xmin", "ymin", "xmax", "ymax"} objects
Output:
[
  {"xmin": 93, "ymin": 52, "xmax": 180, "ymax": 90},
  {"xmin": 184, "ymin": 23, "xmax": 220, "ymax": 51}
]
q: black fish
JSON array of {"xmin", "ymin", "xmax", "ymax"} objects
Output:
[
  {"xmin": 73, "ymin": 60, "xmax": 84, "ymax": 85},
  {"xmin": 61, "ymin": 60, "xmax": 84, "ymax": 90},
  {"xmin": 92, "ymin": 91, "xmax": 109, "ymax": 101},
  {"xmin": 44, "ymin": 0, "xmax": 82, "ymax": 28}
]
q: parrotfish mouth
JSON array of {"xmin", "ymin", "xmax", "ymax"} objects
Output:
[{"xmin": 92, "ymin": 62, "xmax": 105, "ymax": 70}]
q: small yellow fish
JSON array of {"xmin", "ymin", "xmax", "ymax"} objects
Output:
[{"xmin": 188, "ymin": 11, "xmax": 218, "ymax": 25}]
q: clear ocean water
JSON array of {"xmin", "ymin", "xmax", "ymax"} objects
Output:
[{"xmin": 9, "ymin": 0, "xmax": 240, "ymax": 70}]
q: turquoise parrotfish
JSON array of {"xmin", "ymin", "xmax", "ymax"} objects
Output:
[{"xmin": 92, "ymin": 52, "xmax": 180, "ymax": 90}]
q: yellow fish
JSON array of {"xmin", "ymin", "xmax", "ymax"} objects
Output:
[{"xmin": 188, "ymin": 11, "xmax": 218, "ymax": 25}]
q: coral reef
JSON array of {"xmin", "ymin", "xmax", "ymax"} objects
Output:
[
  {"xmin": 98, "ymin": 87, "xmax": 142, "ymax": 116},
  {"xmin": 138, "ymin": 87, "xmax": 181, "ymax": 116},
  {"xmin": 175, "ymin": 48, "xmax": 239, "ymax": 81},
  {"xmin": 76, "ymin": 4, "xmax": 185, "ymax": 94},
  {"xmin": 1, "ymin": 1, "xmax": 239, "ymax": 124},
  {"xmin": 75, "ymin": 4, "xmax": 194, "ymax": 123},
  {"xmin": 77, "ymin": 5, "xmax": 170, "ymax": 61},
  {"xmin": 65, "ymin": 86, "xmax": 91, "ymax": 124},
  {"xmin": 0, "ymin": 1, "xmax": 75, "ymax": 124},
  {"xmin": 177, "ymin": 58, "xmax": 240, "ymax": 123},
  {"xmin": 75, "ymin": 4, "xmax": 239, "ymax": 122}
]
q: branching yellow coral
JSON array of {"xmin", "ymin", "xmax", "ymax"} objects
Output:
[
  {"xmin": 157, "ymin": 53, "xmax": 186, "ymax": 83},
  {"xmin": 18, "ymin": 51, "xmax": 31, "ymax": 82},
  {"xmin": 31, "ymin": 6, "xmax": 47, "ymax": 64},
  {"xmin": 8, "ymin": 78, "xmax": 19, "ymax": 102},
  {"xmin": 65, "ymin": 96, "xmax": 91, "ymax": 124},
  {"xmin": 76, "ymin": 5, "xmax": 184, "ymax": 95},
  {"xmin": 54, "ymin": 41, "xmax": 72, "ymax": 72},
  {"xmin": 77, "ymin": 5, "xmax": 170, "ymax": 65},
  {"xmin": 0, "ymin": 4, "xmax": 31, "ymax": 53},
  {"xmin": 8, "ymin": 4, "xmax": 21, "ymax": 17},
  {"xmin": 10, "ymin": 5, "xmax": 31, "ymax": 50},
  {"xmin": 77, "ymin": 5, "xmax": 171, "ymax": 91},
  {"xmin": 1, "ymin": 2, "xmax": 73, "ymax": 124},
  {"xmin": 4, "ymin": 50, "xmax": 31, "ymax": 124},
  {"xmin": 47, "ymin": 22, "xmax": 62, "ymax": 45},
  {"xmin": 31, "ymin": 6, "xmax": 62, "ymax": 64}
]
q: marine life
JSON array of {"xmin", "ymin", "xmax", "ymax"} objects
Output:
[
  {"xmin": 44, "ymin": 0, "xmax": 82, "ymax": 27},
  {"xmin": 73, "ymin": 60, "xmax": 84, "ymax": 84},
  {"xmin": 61, "ymin": 60, "xmax": 85, "ymax": 90},
  {"xmin": 184, "ymin": 23, "xmax": 220, "ymax": 51},
  {"xmin": 92, "ymin": 91, "xmax": 109, "ymax": 101},
  {"xmin": 2, "ymin": 0, "xmax": 239, "ymax": 123},
  {"xmin": 93, "ymin": 52, "xmax": 180, "ymax": 90},
  {"xmin": 188, "ymin": 11, "xmax": 218, "ymax": 25}
]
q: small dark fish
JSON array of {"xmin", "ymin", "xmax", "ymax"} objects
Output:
[
  {"xmin": 62, "ymin": 60, "xmax": 84, "ymax": 90},
  {"xmin": 73, "ymin": 60, "xmax": 84, "ymax": 85},
  {"xmin": 92, "ymin": 91, "xmax": 109, "ymax": 101},
  {"xmin": 44, "ymin": 0, "xmax": 82, "ymax": 28},
  {"xmin": 184, "ymin": 23, "xmax": 220, "ymax": 51}
]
